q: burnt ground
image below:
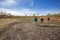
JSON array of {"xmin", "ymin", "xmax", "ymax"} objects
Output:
[{"xmin": 0, "ymin": 19, "xmax": 60, "ymax": 40}]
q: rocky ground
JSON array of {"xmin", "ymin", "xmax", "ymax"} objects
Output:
[{"xmin": 0, "ymin": 18, "xmax": 60, "ymax": 40}]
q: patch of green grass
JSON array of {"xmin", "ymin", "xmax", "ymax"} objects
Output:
[{"xmin": 0, "ymin": 24, "xmax": 6, "ymax": 30}]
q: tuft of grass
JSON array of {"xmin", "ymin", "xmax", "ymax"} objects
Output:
[
  {"xmin": 39, "ymin": 24, "xmax": 55, "ymax": 27},
  {"xmin": 0, "ymin": 24, "xmax": 6, "ymax": 30}
]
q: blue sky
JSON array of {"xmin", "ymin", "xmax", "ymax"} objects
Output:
[{"xmin": 0, "ymin": 0, "xmax": 60, "ymax": 16}]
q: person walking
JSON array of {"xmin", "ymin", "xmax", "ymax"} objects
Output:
[
  {"xmin": 40, "ymin": 18, "xmax": 44, "ymax": 24},
  {"xmin": 34, "ymin": 17, "xmax": 38, "ymax": 24},
  {"xmin": 47, "ymin": 17, "xmax": 50, "ymax": 23}
]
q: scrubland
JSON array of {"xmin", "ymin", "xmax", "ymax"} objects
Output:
[{"xmin": 0, "ymin": 17, "xmax": 60, "ymax": 40}]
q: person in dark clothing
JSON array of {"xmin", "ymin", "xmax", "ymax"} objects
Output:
[
  {"xmin": 47, "ymin": 17, "xmax": 50, "ymax": 23},
  {"xmin": 34, "ymin": 17, "xmax": 38, "ymax": 23},
  {"xmin": 47, "ymin": 17, "xmax": 50, "ymax": 21},
  {"xmin": 40, "ymin": 18, "xmax": 44, "ymax": 24}
]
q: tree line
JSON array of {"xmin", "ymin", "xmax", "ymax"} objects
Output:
[
  {"xmin": 46, "ymin": 13, "xmax": 60, "ymax": 17},
  {"xmin": 0, "ymin": 12, "xmax": 13, "ymax": 19}
]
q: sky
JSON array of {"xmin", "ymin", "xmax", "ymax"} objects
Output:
[{"xmin": 0, "ymin": 0, "xmax": 60, "ymax": 16}]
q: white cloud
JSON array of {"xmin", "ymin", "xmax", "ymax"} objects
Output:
[
  {"xmin": 0, "ymin": 0, "xmax": 17, "ymax": 6},
  {"xmin": 0, "ymin": 8, "xmax": 36, "ymax": 16},
  {"xmin": 0, "ymin": 8, "xmax": 60, "ymax": 16},
  {"xmin": 0, "ymin": 8, "xmax": 24, "ymax": 16},
  {"xmin": 0, "ymin": 0, "xmax": 34, "ymax": 6}
]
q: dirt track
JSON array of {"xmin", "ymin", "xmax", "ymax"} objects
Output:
[{"xmin": 0, "ymin": 19, "xmax": 60, "ymax": 40}]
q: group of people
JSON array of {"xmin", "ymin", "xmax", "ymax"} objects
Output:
[{"xmin": 34, "ymin": 17, "xmax": 50, "ymax": 24}]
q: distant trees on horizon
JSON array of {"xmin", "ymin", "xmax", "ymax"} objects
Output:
[
  {"xmin": 0, "ymin": 11, "xmax": 60, "ymax": 18},
  {"xmin": 0, "ymin": 11, "xmax": 13, "ymax": 19},
  {"xmin": 46, "ymin": 13, "xmax": 60, "ymax": 17}
]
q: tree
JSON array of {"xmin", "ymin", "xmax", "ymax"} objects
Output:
[
  {"xmin": 33, "ymin": 13, "xmax": 36, "ymax": 16},
  {"xmin": 37, "ymin": 13, "xmax": 39, "ymax": 16},
  {"xmin": 47, "ymin": 13, "xmax": 52, "ymax": 16}
]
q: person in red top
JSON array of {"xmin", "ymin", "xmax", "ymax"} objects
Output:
[{"xmin": 47, "ymin": 17, "xmax": 50, "ymax": 21}]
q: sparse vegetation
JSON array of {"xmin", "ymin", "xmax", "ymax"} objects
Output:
[
  {"xmin": 0, "ymin": 11, "xmax": 60, "ymax": 40},
  {"xmin": 47, "ymin": 13, "xmax": 60, "ymax": 17}
]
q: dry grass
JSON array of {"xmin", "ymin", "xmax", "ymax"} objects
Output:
[{"xmin": 0, "ymin": 17, "xmax": 60, "ymax": 40}]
